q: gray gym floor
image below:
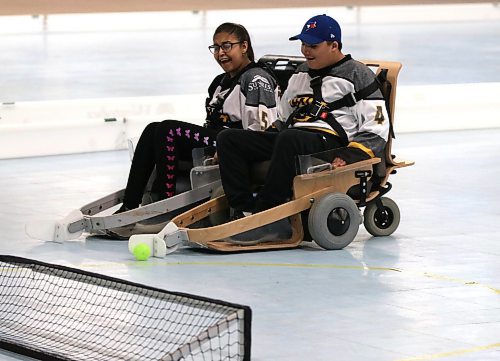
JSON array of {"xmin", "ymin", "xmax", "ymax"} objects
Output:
[
  {"xmin": 1, "ymin": 129, "xmax": 499, "ymax": 361},
  {"xmin": 1, "ymin": 4, "xmax": 500, "ymax": 361}
]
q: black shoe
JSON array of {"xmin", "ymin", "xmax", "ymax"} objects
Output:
[{"xmin": 228, "ymin": 217, "xmax": 292, "ymax": 245}]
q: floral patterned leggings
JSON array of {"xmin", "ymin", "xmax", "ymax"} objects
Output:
[{"xmin": 122, "ymin": 119, "xmax": 218, "ymax": 209}]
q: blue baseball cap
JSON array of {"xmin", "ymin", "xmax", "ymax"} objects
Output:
[{"xmin": 289, "ymin": 14, "xmax": 342, "ymax": 45}]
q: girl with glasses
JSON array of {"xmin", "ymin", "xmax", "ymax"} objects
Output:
[{"xmin": 116, "ymin": 22, "xmax": 278, "ymax": 214}]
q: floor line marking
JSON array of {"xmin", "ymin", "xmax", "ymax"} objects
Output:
[{"xmin": 395, "ymin": 342, "xmax": 500, "ymax": 361}]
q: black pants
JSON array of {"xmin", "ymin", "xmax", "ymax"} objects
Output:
[
  {"xmin": 123, "ymin": 120, "xmax": 218, "ymax": 209},
  {"xmin": 216, "ymin": 128, "xmax": 344, "ymax": 213}
]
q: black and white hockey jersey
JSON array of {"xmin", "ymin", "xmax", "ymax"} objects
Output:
[
  {"xmin": 278, "ymin": 55, "xmax": 390, "ymax": 159},
  {"xmin": 206, "ymin": 63, "xmax": 279, "ymax": 131}
]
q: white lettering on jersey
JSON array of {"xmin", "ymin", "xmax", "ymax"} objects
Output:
[{"xmin": 248, "ymin": 75, "xmax": 274, "ymax": 93}]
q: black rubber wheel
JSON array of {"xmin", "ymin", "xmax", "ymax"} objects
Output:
[{"xmin": 363, "ymin": 197, "xmax": 400, "ymax": 236}]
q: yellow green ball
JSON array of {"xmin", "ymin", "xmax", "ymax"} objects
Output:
[{"xmin": 133, "ymin": 243, "xmax": 151, "ymax": 261}]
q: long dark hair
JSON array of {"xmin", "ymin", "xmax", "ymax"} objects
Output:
[{"xmin": 213, "ymin": 22, "xmax": 255, "ymax": 62}]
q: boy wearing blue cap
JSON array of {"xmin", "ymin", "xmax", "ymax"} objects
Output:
[{"xmin": 217, "ymin": 15, "xmax": 390, "ymax": 233}]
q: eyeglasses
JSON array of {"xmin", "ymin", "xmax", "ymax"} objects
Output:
[{"xmin": 208, "ymin": 41, "xmax": 243, "ymax": 54}]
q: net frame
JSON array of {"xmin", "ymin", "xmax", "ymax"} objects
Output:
[{"xmin": 0, "ymin": 255, "xmax": 251, "ymax": 361}]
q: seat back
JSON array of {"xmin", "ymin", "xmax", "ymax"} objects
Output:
[
  {"xmin": 258, "ymin": 55, "xmax": 306, "ymax": 94},
  {"xmin": 360, "ymin": 60, "xmax": 402, "ymax": 169}
]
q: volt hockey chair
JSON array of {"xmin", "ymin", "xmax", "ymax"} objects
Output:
[{"xmin": 26, "ymin": 144, "xmax": 222, "ymax": 242}]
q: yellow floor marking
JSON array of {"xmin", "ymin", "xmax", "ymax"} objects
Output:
[{"xmin": 395, "ymin": 342, "xmax": 500, "ymax": 361}]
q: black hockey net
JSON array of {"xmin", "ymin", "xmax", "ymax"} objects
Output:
[{"xmin": 0, "ymin": 256, "xmax": 251, "ymax": 361}]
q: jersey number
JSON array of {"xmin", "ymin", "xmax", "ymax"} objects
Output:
[{"xmin": 260, "ymin": 111, "xmax": 269, "ymax": 130}]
